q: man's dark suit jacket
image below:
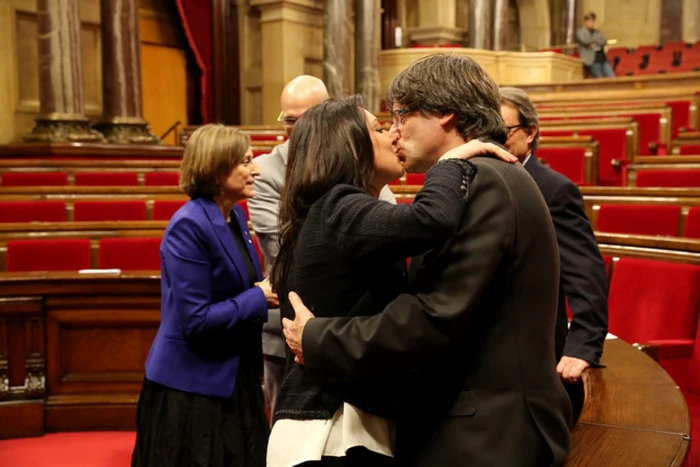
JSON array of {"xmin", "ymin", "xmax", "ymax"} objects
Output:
[
  {"xmin": 524, "ymin": 156, "xmax": 609, "ymax": 365},
  {"xmin": 302, "ymin": 158, "xmax": 573, "ymax": 466}
]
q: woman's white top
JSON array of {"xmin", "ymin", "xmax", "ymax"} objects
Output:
[{"xmin": 266, "ymin": 402, "xmax": 395, "ymax": 467}]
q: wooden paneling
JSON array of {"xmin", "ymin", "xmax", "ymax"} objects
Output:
[{"xmin": 141, "ymin": 44, "xmax": 187, "ymax": 145}]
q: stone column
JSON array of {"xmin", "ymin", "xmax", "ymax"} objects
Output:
[
  {"xmin": 324, "ymin": 0, "xmax": 354, "ymax": 97},
  {"xmin": 93, "ymin": 0, "xmax": 159, "ymax": 144},
  {"xmin": 355, "ymin": 0, "xmax": 381, "ymax": 112},
  {"xmin": 408, "ymin": 0, "xmax": 466, "ymax": 46},
  {"xmin": 24, "ymin": 0, "xmax": 104, "ymax": 143},
  {"xmin": 551, "ymin": 0, "xmax": 578, "ymax": 49},
  {"xmin": 468, "ymin": 0, "xmax": 492, "ymax": 50},
  {"xmin": 492, "ymin": 0, "xmax": 509, "ymax": 51}
]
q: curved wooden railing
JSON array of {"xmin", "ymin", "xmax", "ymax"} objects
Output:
[{"xmin": 566, "ymin": 338, "xmax": 690, "ymax": 465}]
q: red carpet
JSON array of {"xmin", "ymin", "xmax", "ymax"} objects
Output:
[{"xmin": 0, "ymin": 432, "xmax": 135, "ymax": 466}]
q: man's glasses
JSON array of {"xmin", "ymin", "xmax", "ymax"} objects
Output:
[
  {"xmin": 506, "ymin": 124, "xmax": 523, "ymax": 136},
  {"xmin": 391, "ymin": 107, "xmax": 417, "ymax": 128},
  {"xmin": 277, "ymin": 111, "xmax": 297, "ymax": 126}
]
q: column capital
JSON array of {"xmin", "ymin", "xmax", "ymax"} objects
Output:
[{"xmin": 250, "ymin": 0, "xmax": 323, "ymax": 26}]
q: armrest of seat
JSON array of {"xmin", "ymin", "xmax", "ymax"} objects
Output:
[{"xmin": 647, "ymin": 339, "xmax": 695, "ymax": 359}]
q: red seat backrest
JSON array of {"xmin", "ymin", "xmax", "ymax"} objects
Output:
[
  {"xmin": 608, "ymin": 257, "xmax": 700, "ymax": 343},
  {"xmin": 617, "ymin": 113, "xmax": 661, "ymax": 156},
  {"xmin": 1, "ymin": 172, "xmax": 68, "ymax": 187},
  {"xmin": 678, "ymin": 144, "xmax": 700, "ymax": 155},
  {"xmin": 73, "ymin": 201, "xmax": 147, "ymax": 222},
  {"xmin": 684, "ymin": 207, "xmax": 700, "ymax": 239},
  {"xmin": 596, "ymin": 204, "xmax": 682, "ymax": 236},
  {"xmin": 6, "ymin": 238, "xmax": 92, "ymax": 271},
  {"xmin": 98, "ymin": 237, "xmax": 162, "ymax": 271},
  {"xmin": 74, "ymin": 172, "xmax": 139, "ymax": 186},
  {"xmin": 577, "ymin": 128, "xmax": 628, "ymax": 186},
  {"xmin": 536, "ymin": 147, "xmax": 586, "ymax": 185},
  {"xmin": 144, "ymin": 172, "xmax": 180, "ymax": 186},
  {"xmin": 635, "ymin": 169, "xmax": 700, "ymax": 187},
  {"xmin": 0, "ymin": 201, "xmax": 66, "ymax": 223},
  {"xmin": 152, "ymin": 199, "xmax": 187, "ymax": 221}
]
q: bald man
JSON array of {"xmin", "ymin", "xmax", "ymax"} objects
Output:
[{"xmin": 248, "ymin": 75, "xmax": 396, "ymax": 418}]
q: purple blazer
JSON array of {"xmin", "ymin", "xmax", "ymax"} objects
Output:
[{"xmin": 144, "ymin": 197, "xmax": 268, "ymax": 398}]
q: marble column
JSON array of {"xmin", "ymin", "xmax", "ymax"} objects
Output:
[
  {"xmin": 324, "ymin": 0, "xmax": 354, "ymax": 97},
  {"xmin": 93, "ymin": 0, "xmax": 159, "ymax": 144},
  {"xmin": 355, "ymin": 0, "xmax": 381, "ymax": 112},
  {"xmin": 492, "ymin": 0, "xmax": 509, "ymax": 51},
  {"xmin": 469, "ymin": 0, "xmax": 492, "ymax": 50},
  {"xmin": 24, "ymin": 0, "xmax": 104, "ymax": 143},
  {"xmin": 551, "ymin": 0, "xmax": 578, "ymax": 49}
]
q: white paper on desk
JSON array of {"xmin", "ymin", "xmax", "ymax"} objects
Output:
[{"xmin": 78, "ymin": 269, "xmax": 122, "ymax": 275}]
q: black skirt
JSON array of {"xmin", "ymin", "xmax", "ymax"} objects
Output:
[{"xmin": 131, "ymin": 356, "xmax": 269, "ymax": 467}]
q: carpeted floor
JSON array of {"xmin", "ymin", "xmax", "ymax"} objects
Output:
[{"xmin": 0, "ymin": 432, "xmax": 135, "ymax": 466}]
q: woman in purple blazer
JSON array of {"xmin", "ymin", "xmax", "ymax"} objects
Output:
[{"xmin": 132, "ymin": 124, "xmax": 277, "ymax": 467}]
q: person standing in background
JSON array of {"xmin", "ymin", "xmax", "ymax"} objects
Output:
[{"xmin": 576, "ymin": 12, "xmax": 615, "ymax": 78}]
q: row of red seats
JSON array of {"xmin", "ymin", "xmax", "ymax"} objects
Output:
[
  {"xmin": 393, "ymin": 168, "xmax": 700, "ymax": 188},
  {"xmin": 0, "ymin": 171, "xmax": 180, "ymax": 187},
  {"xmin": 5, "ymin": 234, "xmax": 263, "ymax": 272},
  {"xmin": 607, "ymin": 41, "xmax": 700, "ymax": 76},
  {"xmin": 603, "ymin": 256, "xmax": 700, "ymax": 467},
  {"xmin": 6, "ymin": 238, "xmax": 161, "ymax": 272},
  {"xmin": 538, "ymin": 98, "xmax": 696, "ymax": 139},
  {"xmin": 0, "ymin": 200, "xmax": 250, "ymax": 223},
  {"xmin": 596, "ymin": 204, "xmax": 700, "ymax": 238}
]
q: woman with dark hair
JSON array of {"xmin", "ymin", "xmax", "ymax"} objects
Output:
[
  {"xmin": 266, "ymin": 96, "xmax": 515, "ymax": 466},
  {"xmin": 131, "ymin": 124, "xmax": 277, "ymax": 467}
]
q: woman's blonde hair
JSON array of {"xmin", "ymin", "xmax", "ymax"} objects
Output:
[{"xmin": 180, "ymin": 124, "xmax": 251, "ymax": 198}]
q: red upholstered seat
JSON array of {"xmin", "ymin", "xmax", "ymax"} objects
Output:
[
  {"xmin": 396, "ymin": 198, "xmax": 413, "ymax": 205},
  {"xmin": 618, "ymin": 112, "xmax": 663, "ymax": 155},
  {"xmin": 6, "ymin": 238, "xmax": 92, "ymax": 271},
  {"xmin": 595, "ymin": 204, "xmax": 682, "ymax": 236},
  {"xmin": 635, "ymin": 169, "xmax": 700, "ymax": 187},
  {"xmin": 404, "ymin": 173, "xmax": 425, "ymax": 185},
  {"xmin": 578, "ymin": 128, "xmax": 628, "ymax": 186},
  {"xmin": 74, "ymin": 172, "xmax": 139, "ymax": 186},
  {"xmin": 237, "ymin": 200, "xmax": 249, "ymax": 220},
  {"xmin": 144, "ymin": 172, "xmax": 180, "ymax": 186},
  {"xmin": 73, "ymin": 201, "xmax": 147, "ymax": 222},
  {"xmin": 608, "ymin": 258, "xmax": 700, "ymax": 385},
  {"xmin": 152, "ymin": 199, "xmax": 187, "ymax": 221},
  {"xmin": 685, "ymin": 207, "xmax": 700, "ymax": 239},
  {"xmin": 678, "ymin": 144, "xmax": 700, "ymax": 155},
  {"xmin": 536, "ymin": 147, "xmax": 586, "ymax": 184},
  {"xmin": 98, "ymin": 237, "xmax": 162, "ymax": 271},
  {"xmin": 1, "ymin": 171, "xmax": 68, "ymax": 187},
  {"xmin": 0, "ymin": 201, "xmax": 66, "ymax": 223}
]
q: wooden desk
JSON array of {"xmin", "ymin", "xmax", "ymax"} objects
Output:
[{"xmin": 567, "ymin": 339, "xmax": 690, "ymax": 466}]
